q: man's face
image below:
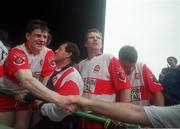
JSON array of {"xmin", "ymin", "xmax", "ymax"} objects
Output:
[
  {"xmin": 54, "ymin": 43, "xmax": 71, "ymax": 63},
  {"xmin": 120, "ymin": 60, "xmax": 136, "ymax": 75},
  {"xmin": 26, "ymin": 29, "xmax": 48, "ymax": 53},
  {"xmin": 167, "ymin": 58, "xmax": 177, "ymax": 67},
  {"xmin": 85, "ymin": 32, "xmax": 102, "ymax": 51}
]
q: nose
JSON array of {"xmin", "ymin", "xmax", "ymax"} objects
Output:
[
  {"xmin": 94, "ymin": 36, "xmax": 98, "ymax": 40},
  {"xmin": 55, "ymin": 49, "xmax": 58, "ymax": 54},
  {"xmin": 40, "ymin": 36, "xmax": 46, "ymax": 43}
]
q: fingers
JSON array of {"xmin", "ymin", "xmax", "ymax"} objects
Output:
[
  {"xmin": 56, "ymin": 95, "xmax": 85, "ymax": 113},
  {"xmin": 15, "ymin": 92, "xmax": 26, "ymax": 102},
  {"xmin": 65, "ymin": 104, "xmax": 78, "ymax": 113}
]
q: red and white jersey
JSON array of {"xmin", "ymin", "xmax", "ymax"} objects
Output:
[
  {"xmin": 129, "ymin": 62, "xmax": 164, "ymax": 106},
  {"xmin": 78, "ymin": 54, "xmax": 131, "ymax": 102},
  {"xmin": 2, "ymin": 43, "xmax": 56, "ymax": 93},
  {"xmin": 40, "ymin": 66, "xmax": 84, "ymax": 121},
  {"xmin": 52, "ymin": 67, "xmax": 83, "ymax": 95}
]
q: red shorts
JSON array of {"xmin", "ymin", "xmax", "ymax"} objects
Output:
[{"xmin": 0, "ymin": 94, "xmax": 34, "ymax": 112}]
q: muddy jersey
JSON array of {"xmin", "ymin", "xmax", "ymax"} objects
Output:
[
  {"xmin": 78, "ymin": 54, "xmax": 131, "ymax": 102},
  {"xmin": 129, "ymin": 62, "xmax": 164, "ymax": 106},
  {"xmin": 41, "ymin": 66, "xmax": 84, "ymax": 121},
  {"xmin": 2, "ymin": 43, "xmax": 56, "ymax": 93}
]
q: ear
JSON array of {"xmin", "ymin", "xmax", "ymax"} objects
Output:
[
  {"xmin": 84, "ymin": 41, "xmax": 88, "ymax": 47},
  {"xmin": 26, "ymin": 33, "xmax": 30, "ymax": 41},
  {"xmin": 67, "ymin": 52, "xmax": 72, "ymax": 58}
]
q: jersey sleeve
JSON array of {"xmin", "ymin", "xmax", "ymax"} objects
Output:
[
  {"xmin": 41, "ymin": 50, "xmax": 56, "ymax": 77},
  {"xmin": 108, "ymin": 57, "xmax": 131, "ymax": 92},
  {"xmin": 41, "ymin": 103, "xmax": 69, "ymax": 122},
  {"xmin": 142, "ymin": 64, "xmax": 164, "ymax": 94},
  {"xmin": 5, "ymin": 48, "xmax": 29, "ymax": 76}
]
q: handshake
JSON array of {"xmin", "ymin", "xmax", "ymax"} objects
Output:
[{"xmin": 15, "ymin": 91, "xmax": 85, "ymax": 113}]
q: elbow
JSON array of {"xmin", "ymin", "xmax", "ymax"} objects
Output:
[{"xmin": 20, "ymin": 76, "xmax": 34, "ymax": 89}]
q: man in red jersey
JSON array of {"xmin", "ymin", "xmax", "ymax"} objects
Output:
[
  {"xmin": 0, "ymin": 20, "xmax": 69, "ymax": 129},
  {"xmin": 32, "ymin": 41, "xmax": 83, "ymax": 129},
  {"xmin": 77, "ymin": 28, "xmax": 131, "ymax": 129},
  {"xmin": 119, "ymin": 45, "xmax": 164, "ymax": 106}
]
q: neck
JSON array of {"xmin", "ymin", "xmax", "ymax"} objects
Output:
[
  {"xmin": 26, "ymin": 42, "xmax": 39, "ymax": 55},
  {"xmin": 56, "ymin": 59, "xmax": 71, "ymax": 69},
  {"xmin": 87, "ymin": 49, "xmax": 101, "ymax": 59}
]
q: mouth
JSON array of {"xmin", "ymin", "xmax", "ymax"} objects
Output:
[{"xmin": 36, "ymin": 43, "xmax": 45, "ymax": 47}]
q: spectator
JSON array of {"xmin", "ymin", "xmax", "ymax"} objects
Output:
[
  {"xmin": 167, "ymin": 56, "xmax": 177, "ymax": 68},
  {"xmin": 159, "ymin": 56, "xmax": 178, "ymax": 82}
]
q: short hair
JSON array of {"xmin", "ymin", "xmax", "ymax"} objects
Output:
[
  {"xmin": 167, "ymin": 56, "xmax": 177, "ymax": 64},
  {"xmin": 119, "ymin": 45, "xmax": 138, "ymax": 64},
  {"xmin": 85, "ymin": 28, "xmax": 102, "ymax": 41},
  {"xmin": 46, "ymin": 33, "xmax": 52, "ymax": 46},
  {"xmin": 63, "ymin": 41, "xmax": 80, "ymax": 63},
  {"xmin": 26, "ymin": 19, "xmax": 49, "ymax": 33}
]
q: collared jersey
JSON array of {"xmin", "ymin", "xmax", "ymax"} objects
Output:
[
  {"xmin": 78, "ymin": 54, "xmax": 131, "ymax": 102},
  {"xmin": 50, "ymin": 67, "xmax": 83, "ymax": 95},
  {"xmin": 2, "ymin": 43, "xmax": 56, "ymax": 93},
  {"xmin": 129, "ymin": 62, "xmax": 164, "ymax": 106},
  {"xmin": 41, "ymin": 66, "xmax": 84, "ymax": 121}
]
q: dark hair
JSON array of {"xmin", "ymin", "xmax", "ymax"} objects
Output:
[
  {"xmin": 119, "ymin": 45, "xmax": 138, "ymax": 64},
  {"xmin": 85, "ymin": 28, "xmax": 102, "ymax": 41},
  {"xmin": 26, "ymin": 19, "xmax": 49, "ymax": 33},
  {"xmin": 167, "ymin": 56, "xmax": 177, "ymax": 64},
  {"xmin": 63, "ymin": 41, "xmax": 80, "ymax": 63},
  {"xmin": 0, "ymin": 29, "xmax": 8, "ymax": 43},
  {"xmin": 46, "ymin": 33, "xmax": 52, "ymax": 46}
]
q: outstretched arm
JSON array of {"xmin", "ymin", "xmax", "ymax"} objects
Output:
[
  {"xmin": 68, "ymin": 96, "xmax": 152, "ymax": 127},
  {"xmin": 14, "ymin": 69, "xmax": 67, "ymax": 108}
]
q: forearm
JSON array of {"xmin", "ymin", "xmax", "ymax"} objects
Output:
[
  {"xmin": 153, "ymin": 92, "xmax": 164, "ymax": 106},
  {"xmin": 86, "ymin": 99, "xmax": 151, "ymax": 126},
  {"xmin": 118, "ymin": 88, "xmax": 131, "ymax": 102},
  {"xmin": 21, "ymin": 76, "xmax": 60, "ymax": 104},
  {"xmin": 39, "ymin": 75, "xmax": 50, "ymax": 86},
  {"xmin": 15, "ymin": 70, "xmax": 63, "ymax": 106}
]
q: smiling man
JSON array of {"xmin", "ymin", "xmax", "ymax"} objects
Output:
[{"xmin": 0, "ymin": 20, "xmax": 68, "ymax": 129}]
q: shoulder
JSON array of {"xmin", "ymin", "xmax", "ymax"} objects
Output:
[
  {"xmin": 101, "ymin": 53, "xmax": 114, "ymax": 59},
  {"xmin": 9, "ymin": 47, "xmax": 26, "ymax": 56}
]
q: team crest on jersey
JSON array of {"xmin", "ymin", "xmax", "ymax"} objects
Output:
[
  {"xmin": 49, "ymin": 58, "xmax": 56, "ymax": 68},
  {"xmin": 40, "ymin": 59, "xmax": 43, "ymax": 66},
  {"xmin": 13, "ymin": 54, "xmax": 26, "ymax": 66},
  {"xmin": 84, "ymin": 78, "xmax": 96, "ymax": 93},
  {"xmin": 116, "ymin": 67, "xmax": 126, "ymax": 82},
  {"xmin": 93, "ymin": 65, "xmax": 100, "ymax": 73}
]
